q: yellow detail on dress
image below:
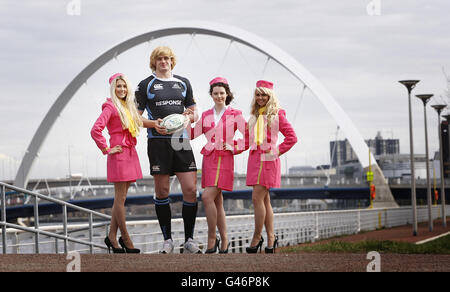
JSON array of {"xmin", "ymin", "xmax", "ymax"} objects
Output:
[
  {"xmin": 214, "ymin": 156, "xmax": 222, "ymax": 186},
  {"xmin": 256, "ymin": 159, "xmax": 263, "ymax": 185}
]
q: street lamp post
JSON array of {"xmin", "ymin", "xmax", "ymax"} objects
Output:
[
  {"xmin": 431, "ymin": 104, "xmax": 447, "ymax": 228},
  {"xmin": 416, "ymin": 94, "xmax": 433, "ymax": 232},
  {"xmin": 443, "ymin": 113, "xmax": 450, "ymax": 228},
  {"xmin": 68, "ymin": 146, "xmax": 73, "ymax": 198},
  {"xmin": 442, "ymin": 113, "xmax": 450, "ymax": 189},
  {"xmin": 399, "ymin": 80, "xmax": 420, "ymax": 236}
]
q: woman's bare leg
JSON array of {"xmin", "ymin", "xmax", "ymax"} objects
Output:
[
  {"xmin": 215, "ymin": 191, "xmax": 228, "ymax": 250},
  {"xmin": 263, "ymin": 193, "xmax": 275, "ymax": 247},
  {"xmin": 250, "ymin": 185, "xmax": 268, "ymax": 247},
  {"xmin": 202, "ymin": 186, "xmax": 221, "ymax": 249},
  {"xmin": 111, "ymin": 182, "xmax": 134, "ymax": 248}
]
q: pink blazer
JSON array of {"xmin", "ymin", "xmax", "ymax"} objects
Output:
[
  {"xmin": 246, "ymin": 109, "xmax": 297, "ymax": 189},
  {"xmin": 190, "ymin": 107, "xmax": 249, "ymax": 156},
  {"xmin": 248, "ymin": 109, "xmax": 297, "ymax": 160},
  {"xmin": 90, "ymin": 98, "xmax": 137, "ymax": 154}
]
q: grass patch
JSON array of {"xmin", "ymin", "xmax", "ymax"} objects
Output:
[{"xmin": 282, "ymin": 234, "xmax": 450, "ymax": 254}]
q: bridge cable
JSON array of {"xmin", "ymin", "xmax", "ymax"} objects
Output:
[
  {"xmin": 330, "ymin": 126, "xmax": 340, "ymax": 168},
  {"xmin": 292, "ymin": 83, "xmax": 307, "ymax": 125},
  {"xmin": 232, "ymin": 41, "xmax": 258, "ymax": 77},
  {"xmin": 217, "ymin": 39, "xmax": 233, "ymax": 74},
  {"xmin": 178, "ymin": 33, "xmax": 195, "ymax": 64},
  {"xmin": 191, "ymin": 33, "xmax": 211, "ymax": 67},
  {"xmin": 261, "ymin": 56, "xmax": 271, "ymax": 79},
  {"xmin": 284, "ymin": 83, "xmax": 306, "ymax": 176}
]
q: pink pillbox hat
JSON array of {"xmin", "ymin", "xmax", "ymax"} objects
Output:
[
  {"xmin": 256, "ymin": 80, "xmax": 274, "ymax": 90},
  {"xmin": 209, "ymin": 77, "xmax": 228, "ymax": 86},
  {"xmin": 109, "ymin": 73, "xmax": 124, "ymax": 85}
]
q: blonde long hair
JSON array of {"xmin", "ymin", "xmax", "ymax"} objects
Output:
[
  {"xmin": 110, "ymin": 75, "xmax": 143, "ymax": 133},
  {"xmin": 248, "ymin": 86, "xmax": 280, "ymax": 128}
]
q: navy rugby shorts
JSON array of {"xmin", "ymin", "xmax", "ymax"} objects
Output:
[{"xmin": 147, "ymin": 138, "xmax": 197, "ymax": 176}]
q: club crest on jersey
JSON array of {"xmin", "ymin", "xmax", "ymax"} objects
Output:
[
  {"xmin": 154, "ymin": 83, "xmax": 164, "ymax": 90},
  {"xmin": 172, "ymin": 83, "xmax": 182, "ymax": 90}
]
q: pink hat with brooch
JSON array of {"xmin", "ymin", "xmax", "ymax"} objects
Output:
[
  {"xmin": 209, "ymin": 77, "xmax": 228, "ymax": 85},
  {"xmin": 256, "ymin": 80, "xmax": 273, "ymax": 90},
  {"xmin": 109, "ymin": 73, "xmax": 124, "ymax": 85}
]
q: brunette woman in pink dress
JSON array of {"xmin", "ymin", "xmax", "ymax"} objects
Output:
[
  {"xmin": 91, "ymin": 73, "xmax": 143, "ymax": 253},
  {"xmin": 246, "ymin": 80, "xmax": 297, "ymax": 253},
  {"xmin": 190, "ymin": 77, "xmax": 248, "ymax": 253}
]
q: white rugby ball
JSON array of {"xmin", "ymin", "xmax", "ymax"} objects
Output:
[{"xmin": 160, "ymin": 114, "xmax": 187, "ymax": 134}]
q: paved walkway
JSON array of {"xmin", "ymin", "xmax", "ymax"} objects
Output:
[
  {"xmin": 0, "ymin": 218, "xmax": 449, "ymax": 272},
  {"xmin": 1, "ymin": 252, "xmax": 449, "ymax": 272}
]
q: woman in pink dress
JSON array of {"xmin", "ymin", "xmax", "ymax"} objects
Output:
[
  {"xmin": 91, "ymin": 73, "xmax": 143, "ymax": 253},
  {"xmin": 190, "ymin": 77, "xmax": 248, "ymax": 253},
  {"xmin": 246, "ymin": 80, "xmax": 297, "ymax": 253}
]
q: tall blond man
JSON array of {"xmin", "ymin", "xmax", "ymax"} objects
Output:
[{"xmin": 136, "ymin": 46, "xmax": 201, "ymax": 253}]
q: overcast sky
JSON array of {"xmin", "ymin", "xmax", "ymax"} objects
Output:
[{"xmin": 1, "ymin": 0, "xmax": 450, "ymax": 181}]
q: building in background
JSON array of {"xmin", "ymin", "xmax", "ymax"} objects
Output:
[
  {"xmin": 292, "ymin": 130, "xmax": 448, "ymax": 182},
  {"xmin": 330, "ymin": 131, "xmax": 399, "ymax": 168},
  {"xmin": 366, "ymin": 131, "xmax": 400, "ymax": 157}
]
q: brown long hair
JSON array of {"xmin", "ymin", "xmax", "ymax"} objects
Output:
[{"xmin": 209, "ymin": 82, "xmax": 234, "ymax": 105}]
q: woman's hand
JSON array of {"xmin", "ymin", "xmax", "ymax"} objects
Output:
[
  {"xmin": 183, "ymin": 108, "xmax": 194, "ymax": 116},
  {"xmin": 108, "ymin": 145, "xmax": 123, "ymax": 155},
  {"xmin": 223, "ymin": 143, "xmax": 234, "ymax": 152},
  {"xmin": 183, "ymin": 107, "xmax": 196, "ymax": 124},
  {"xmin": 182, "ymin": 109, "xmax": 192, "ymax": 129},
  {"xmin": 263, "ymin": 147, "xmax": 280, "ymax": 161}
]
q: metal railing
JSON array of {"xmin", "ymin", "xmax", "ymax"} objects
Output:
[
  {"xmin": 1, "ymin": 182, "xmax": 111, "ymax": 254},
  {"xmin": 2, "ymin": 181, "xmax": 449, "ymax": 254},
  {"xmin": 2, "ymin": 206, "xmax": 449, "ymax": 254}
]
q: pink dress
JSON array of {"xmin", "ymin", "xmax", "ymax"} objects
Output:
[
  {"xmin": 190, "ymin": 107, "xmax": 248, "ymax": 191},
  {"xmin": 90, "ymin": 98, "xmax": 143, "ymax": 183},
  {"xmin": 246, "ymin": 109, "xmax": 297, "ymax": 189}
]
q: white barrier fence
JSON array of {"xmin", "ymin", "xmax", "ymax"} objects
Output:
[{"xmin": 1, "ymin": 205, "xmax": 449, "ymax": 254}]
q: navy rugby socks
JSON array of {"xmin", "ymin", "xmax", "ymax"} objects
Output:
[
  {"xmin": 155, "ymin": 197, "xmax": 172, "ymax": 241},
  {"xmin": 182, "ymin": 201, "xmax": 198, "ymax": 242}
]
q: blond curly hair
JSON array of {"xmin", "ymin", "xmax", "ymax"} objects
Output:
[
  {"xmin": 110, "ymin": 75, "xmax": 143, "ymax": 133},
  {"xmin": 149, "ymin": 46, "xmax": 177, "ymax": 72},
  {"xmin": 248, "ymin": 86, "xmax": 280, "ymax": 128}
]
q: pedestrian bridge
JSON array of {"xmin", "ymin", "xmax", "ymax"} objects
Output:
[
  {"xmin": 14, "ymin": 21, "xmax": 387, "ymax": 204},
  {"xmin": 2, "ymin": 174, "xmax": 450, "ymax": 221}
]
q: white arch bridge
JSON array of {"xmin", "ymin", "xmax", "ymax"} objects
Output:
[{"xmin": 13, "ymin": 21, "xmax": 397, "ymax": 207}]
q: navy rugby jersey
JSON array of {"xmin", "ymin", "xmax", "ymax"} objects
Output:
[{"xmin": 136, "ymin": 74, "xmax": 196, "ymax": 139}]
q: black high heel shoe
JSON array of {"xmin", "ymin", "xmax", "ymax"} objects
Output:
[
  {"xmin": 246, "ymin": 236, "xmax": 264, "ymax": 253},
  {"xmin": 219, "ymin": 240, "xmax": 231, "ymax": 254},
  {"xmin": 205, "ymin": 237, "xmax": 220, "ymax": 254},
  {"xmin": 265, "ymin": 236, "xmax": 279, "ymax": 254},
  {"xmin": 119, "ymin": 237, "xmax": 140, "ymax": 254},
  {"xmin": 104, "ymin": 236, "xmax": 125, "ymax": 254}
]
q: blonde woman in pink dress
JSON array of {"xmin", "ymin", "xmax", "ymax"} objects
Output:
[
  {"xmin": 190, "ymin": 77, "xmax": 248, "ymax": 253},
  {"xmin": 91, "ymin": 73, "xmax": 143, "ymax": 253},
  {"xmin": 246, "ymin": 80, "xmax": 297, "ymax": 253}
]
